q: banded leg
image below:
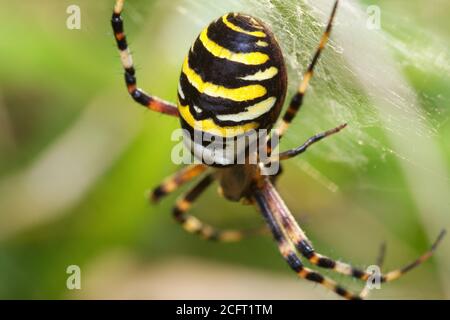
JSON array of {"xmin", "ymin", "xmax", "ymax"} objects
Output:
[
  {"xmin": 266, "ymin": 123, "xmax": 347, "ymax": 164},
  {"xmin": 253, "ymin": 187, "xmax": 361, "ymax": 300},
  {"xmin": 173, "ymin": 174, "xmax": 264, "ymax": 242},
  {"xmin": 267, "ymin": 0, "xmax": 339, "ymax": 156},
  {"xmin": 261, "ymin": 178, "xmax": 446, "ymax": 284},
  {"xmin": 151, "ymin": 164, "xmax": 207, "ymax": 203},
  {"xmin": 276, "ymin": 0, "xmax": 339, "ymax": 138},
  {"xmin": 112, "ymin": 0, "xmax": 179, "ymax": 116}
]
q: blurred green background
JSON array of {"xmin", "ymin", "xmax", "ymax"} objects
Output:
[{"xmin": 0, "ymin": 0, "xmax": 449, "ymax": 299}]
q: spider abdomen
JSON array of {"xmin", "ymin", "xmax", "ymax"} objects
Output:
[{"xmin": 178, "ymin": 13, "xmax": 287, "ymax": 166}]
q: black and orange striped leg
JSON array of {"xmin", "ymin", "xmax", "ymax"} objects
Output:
[
  {"xmin": 173, "ymin": 174, "xmax": 263, "ymax": 242},
  {"xmin": 111, "ymin": 0, "xmax": 179, "ymax": 117},
  {"xmin": 253, "ymin": 187, "xmax": 361, "ymax": 300},
  {"xmin": 151, "ymin": 164, "xmax": 207, "ymax": 203},
  {"xmin": 271, "ymin": 0, "xmax": 339, "ymax": 146},
  {"xmin": 261, "ymin": 178, "xmax": 446, "ymax": 287}
]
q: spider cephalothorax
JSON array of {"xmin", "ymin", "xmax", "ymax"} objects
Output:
[{"xmin": 111, "ymin": 0, "xmax": 445, "ymax": 300}]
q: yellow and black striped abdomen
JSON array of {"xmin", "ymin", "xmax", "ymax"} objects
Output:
[{"xmin": 178, "ymin": 13, "xmax": 287, "ymax": 166}]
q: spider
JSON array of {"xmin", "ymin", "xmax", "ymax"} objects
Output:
[{"xmin": 111, "ymin": 0, "xmax": 445, "ymax": 299}]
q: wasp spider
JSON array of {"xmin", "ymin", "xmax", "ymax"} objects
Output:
[{"xmin": 111, "ymin": 0, "xmax": 445, "ymax": 299}]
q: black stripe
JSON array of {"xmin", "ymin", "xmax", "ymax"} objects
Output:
[
  {"xmin": 297, "ymin": 240, "xmax": 315, "ymax": 259},
  {"xmin": 317, "ymin": 257, "xmax": 336, "ymax": 269},
  {"xmin": 130, "ymin": 89, "xmax": 150, "ymax": 106},
  {"xmin": 184, "ymin": 175, "xmax": 213, "ymax": 202},
  {"xmin": 282, "ymin": 111, "xmax": 294, "ymax": 124},
  {"xmin": 206, "ymin": 231, "xmax": 220, "ymax": 241},
  {"xmin": 399, "ymin": 261, "xmax": 421, "ymax": 275},
  {"xmin": 254, "ymin": 189, "xmax": 284, "ymax": 243},
  {"xmin": 125, "ymin": 66, "xmax": 135, "ymax": 76},
  {"xmin": 308, "ymin": 50, "xmax": 322, "ymax": 72},
  {"xmin": 286, "ymin": 253, "xmax": 303, "ymax": 273},
  {"xmin": 116, "ymin": 38, "xmax": 127, "ymax": 51},
  {"xmin": 172, "ymin": 207, "xmax": 186, "ymax": 222},
  {"xmin": 152, "ymin": 186, "xmax": 166, "ymax": 200},
  {"xmin": 290, "ymin": 93, "xmax": 303, "ymax": 110},
  {"xmin": 111, "ymin": 13, "xmax": 123, "ymax": 33},
  {"xmin": 305, "ymin": 271, "xmax": 324, "ymax": 283},
  {"xmin": 351, "ymin": 268, "xmax": 366, "ymax": 279},
  {"xmin": 111, "ymin": 14, "xmax": 128, "ymax": 51},
  {"xmin": 208, "ymin": 18, "xmax": 269, "ymax": 54},
  {"xmin": 227, "ymin": 13, "xmax": 264, "ymax": 33},
  {"xmin": 335, "ymin": 286, "xmax": 349, "ymax": 297},
  {"xmin": 189, "ymin": 38, "xmax": 273, "ymax": 88},
  {"xmin": 177, "ymin": 91, "xmax": 186, "ymax": 106},
  {"xmin": 124, "ymin": 71, "xmax": 136, "ymax": 86},
  {"xmin": 282, "ymin": 93, "xmax": 304, "ymax": 123}
]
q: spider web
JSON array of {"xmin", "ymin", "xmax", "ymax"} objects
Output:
[
  {"xmin": 153, "ymin": 0, "xmax": 450, "ymax": 295},
  {"xmin": 161, "ymin": 0, "xmax": 450, "ymax": 188}
]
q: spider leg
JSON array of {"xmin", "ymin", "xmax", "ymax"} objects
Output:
[
  {"xmin": 173, "ymin": 174, "xmax": 264, "ymax": 242},
  {"xmin": 267, "ymin": 123, "xmax": 347, "ymax": 163},
  {"xmin": 151, "ymin": 164, "xmax": 207, "ymax": 203},
  {"xmin": 261, "ymin": 178, "xmax": 446, "ymax": 285},
  {"xmin": 269, "ymin": 0, "xmax": 339, "ymax": 150},
  {"xmin": 111, "ymin": 0, "xmax": 179, "ymax": 117},
  {"xmin": 253, "ymin": 186, "xmax": 361, "ymax": 300},
  {"xmin": 376, "ymin": 242, "xmax": 387, "ymax": 268}
]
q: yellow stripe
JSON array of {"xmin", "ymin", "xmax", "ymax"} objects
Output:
[
  {"xmin": 222, "ymin": 14, "xmax": 266, "ymax": 38},
  {"xmin": 182, "ymin": 57, "xmax": 266, "ymax": 102},
  {"xmin": 177, "ymin": 199, "xmax": 191, "ymax": 212},
  {"xmin": 163, "ymin": 180, "xmax": 178, "ymax": 193},
  {"xmin": 215, "ymin": 97, "xmax": 276, "ymax": 122},
  {"xmin": 239, "ymin": 67, "xmax": 278, "ymax": 81},
  {"xmin": 299, "ymin": 71, "xmax": 312, "ymax": 93},
  {"xmin": 178, "ymin": 103, "xmax": 259, "ymax": 137},
  {"xmin": 183, "ymin": 216, "xmax": 202, "ymax": 233},
  {"xmin": 219, "ymin": 231, "xmax": 243, "ymax": 242},
  {"xmin": 199, "ymin": 28, "xmax": 269, "ymax": 65},
  {"xmin": 319, "ymin": 32, "xmax": 330, "ymax": 49},
  {"xmin": 200, "ymin": 225, "xmax": 215, "ymax": 238},
  {"xmin": 114, "ymin": 0, "xmax": 124, "ymax": 14},
  {"xmin": 256, "ymin": 40, "xmax": 269, "ymax": 47}
]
